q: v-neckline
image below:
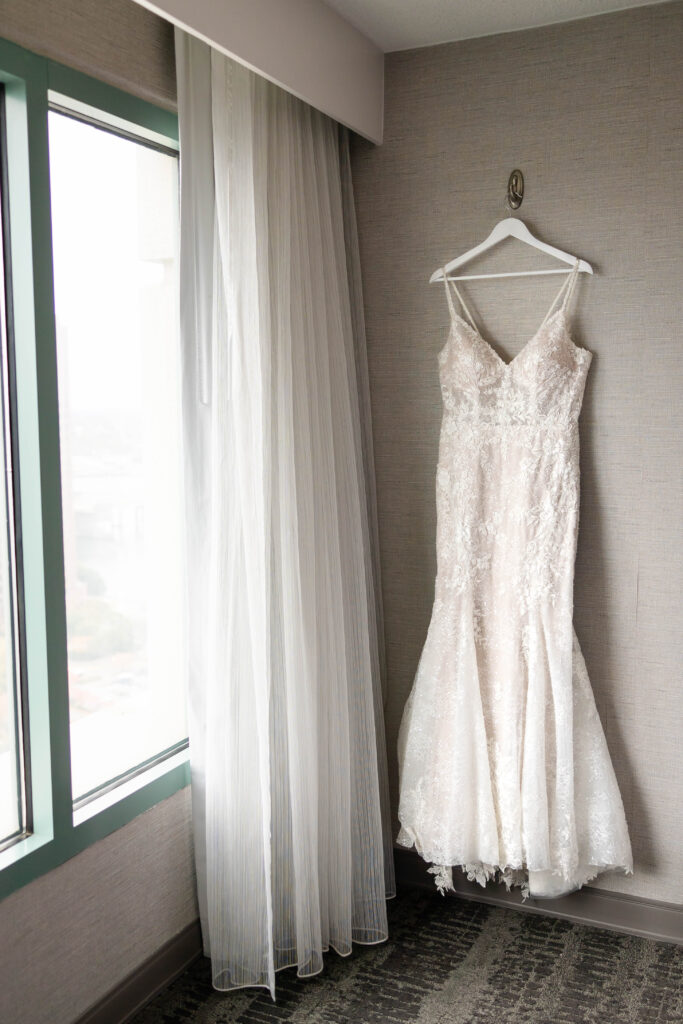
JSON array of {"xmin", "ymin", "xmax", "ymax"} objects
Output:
[{"xmin": 450, "ymin": 307, "xmax": 566, "ymax": 370}]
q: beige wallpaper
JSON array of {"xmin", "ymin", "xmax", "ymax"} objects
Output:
[
  {"xmin": 0, "ymin": 788, "xmax": 197, "ymax": 1024},
  {"xmin": 0, "ymin": 0, "xmax": 176, "ymax": 109},
  {"xmin": 350, "ymin": 1, "xmax": 683, "ymax": 904}
]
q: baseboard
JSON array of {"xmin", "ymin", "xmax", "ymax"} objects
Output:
[
  {"xmin": 76, "ymin": 920, "xmax": 203, "ymax": 1024},
  {"xmin": 394, "ymin": 847, "xmax": 682, "ymax": 945}
]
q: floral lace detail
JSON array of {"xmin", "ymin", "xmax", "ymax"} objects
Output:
[
  {"xmin": 428, "ymin": 864, "xmax": 454, "ymax": 896},
  {"xmin": 426, "ymin": 861, "xmax": 531, "ymax": 901},
  {"xmin": 397, "ymin": 283, "xmax": 633, "ymax": 900}
]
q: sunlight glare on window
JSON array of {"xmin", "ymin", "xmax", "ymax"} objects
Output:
[
  {"xmin": 0, "ymin": 151, "xmax": 25, "ymax": 843},
  {"xmin": 48, "ymin": 111, "xmax": 186, "ymax": 802}
]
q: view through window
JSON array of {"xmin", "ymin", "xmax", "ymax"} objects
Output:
[{"xmin": 48, "ymin": 109, "xmax": 187, "ymax": 803}]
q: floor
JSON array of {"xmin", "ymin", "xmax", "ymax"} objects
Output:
[{"xmin": 132, "ymin": 888, "xmax": 682, "ymax": 1023}]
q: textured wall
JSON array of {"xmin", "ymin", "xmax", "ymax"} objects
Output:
[
  {"xmin": 0, "ymin": 0, "xmax": 176, "ymax": 108},
  {"xmin": 350, "ymin": 1, "xmax": 683, "ymax": 904},
  {"xmin": 0, "ymin": 788, "xmax": 197, "ymax": 1024}
]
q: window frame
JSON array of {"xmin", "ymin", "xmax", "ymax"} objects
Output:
[
  {"xmin": 0, "ymin": 37, "xmax": 189, "ymax": 902},
  {"xmin": 0, "ymin": 78, "xmax": 31, "ymax": 853}
]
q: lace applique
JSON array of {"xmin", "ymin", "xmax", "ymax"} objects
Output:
[{"xmin": 428, "ymin": 864, "xmax": 454, "ymax": 896}]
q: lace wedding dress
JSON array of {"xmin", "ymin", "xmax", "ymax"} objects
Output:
[{"xmin": 396, "ymin": 262, "xmax": 633, "ymax": 899}]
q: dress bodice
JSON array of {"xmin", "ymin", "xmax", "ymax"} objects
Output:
[{"xmin": 438, "ymin": 307, "xmax": 592, "ymax": 429}]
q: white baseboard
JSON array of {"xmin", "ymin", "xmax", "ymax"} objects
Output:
[{"xmin": 395, "ymin": 847, "xmax": 683, "ymax": 945}]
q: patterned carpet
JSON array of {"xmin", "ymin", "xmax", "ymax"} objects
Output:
[{"xmin": 132, "ymin": 888, "xmax": 682, "ymax": 1024}]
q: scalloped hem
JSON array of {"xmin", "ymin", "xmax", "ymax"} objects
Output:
[
  {"xmin": 428, "ymin": 861, "xmax": 534, "ymax": 899},
  {"xmin": 397, "ymin": 825, "xmax": 633, "ymax": 902},
  {"xmin": 426, "ymin": 860, "xmax": 633, "ymax": 901}
]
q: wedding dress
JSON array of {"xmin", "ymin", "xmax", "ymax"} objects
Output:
[{"xmin": 396, "ymin": 262, "xmax": 633, "ymax": 899}]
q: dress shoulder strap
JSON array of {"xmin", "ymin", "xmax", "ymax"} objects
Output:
[
  {"xmin": 442, "ymin": 269, "xmax": 480, "ymax": 334},
  {"xmin": 539, "ymin": 259, "xmax": 581, "ymax": 330}
]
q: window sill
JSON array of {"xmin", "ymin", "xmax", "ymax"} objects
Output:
[
  {"xmin": 0, "ymin": 828, "xmax": 52, "ymax": 874},
  {"xmin": 73, "ymin": 746, "xmax": 190, "ymax": 827},
  {"xmin": 0, "ymin": 749, "xmax": 191, "ymax": 901}
]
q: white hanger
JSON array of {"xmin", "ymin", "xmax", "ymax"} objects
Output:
[{"xmin": 430, "ymin": 218, "xmax": 593, "ymax": 283}]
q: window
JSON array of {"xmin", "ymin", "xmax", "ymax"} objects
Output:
[
  {"xmin": 0, "ymin": 88, "xmax": 28, "ymax": 848},
  {"xmin": 48, "ymin": 108, "xmax": 186, "ymax": 804},
  {"xmin": 0, "ymin": 39, "xmax": 189, "ymax": 900}
]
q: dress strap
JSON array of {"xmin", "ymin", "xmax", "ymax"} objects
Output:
[
  {"xmin": 539, "ymin": 259, "xmax": 581, "ymax": 329},
  {"xmin": 560, "ymin": 259, "xmax": 581, "ymax": 311},
  {"xmin": 442, "ymin": 269, "xmax": 480, "ymax": 333}
]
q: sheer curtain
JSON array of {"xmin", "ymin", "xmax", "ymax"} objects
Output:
[{"xmin": 175, "ymin": 31, "xmax": 395, "ymax": 997}]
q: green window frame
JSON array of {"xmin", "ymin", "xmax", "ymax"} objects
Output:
[{"xmin": 0, "ymin": 36, "xmax": 189, "ymax": 902}]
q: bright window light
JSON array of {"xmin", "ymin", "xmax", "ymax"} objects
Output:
[
  {"xmin": 0, "ymin": 118, "xmax": 26, "ymax": 845},
  {"xmin": 48, "ymin": 109, "xmax": 187, "ymax": 804}
]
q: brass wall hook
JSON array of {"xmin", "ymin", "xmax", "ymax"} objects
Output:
[{"xmin": 507, "ymin": 169, "xmax": 524, "ymax": 210}]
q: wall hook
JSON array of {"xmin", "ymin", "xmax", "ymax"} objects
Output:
[{"xmin": 507, "ymin": 169, "xmax": 524, "ymax": 210}]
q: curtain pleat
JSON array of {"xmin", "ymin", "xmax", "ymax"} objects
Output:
[{"xmin": 175, "ymin": 30, "xmax": 395, "ymax": 998}]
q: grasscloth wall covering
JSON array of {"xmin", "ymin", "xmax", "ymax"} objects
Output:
[
  {"xmin": 350, "ymin": 1, "xmax": 683, "ymax": 905},
  {"xmin": 0, "ymin": 0, "xmax": 176, "ymax": 108},
  {"xmin": 0, "ymin": 789, "xmax": 197, "ymax": 1024}
]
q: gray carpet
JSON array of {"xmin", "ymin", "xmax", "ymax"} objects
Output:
[{"xmin": 132, "ymin": 889, "xmax": 682, "ymax": 1023}]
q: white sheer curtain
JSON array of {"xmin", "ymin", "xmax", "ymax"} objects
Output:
[{"xmin": 175, "ymin": 30, "xmax": 395, "ymax": 998}]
